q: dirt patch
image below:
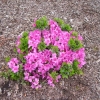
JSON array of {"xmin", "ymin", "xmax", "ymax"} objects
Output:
[{"xmin": 0, "ymin": 0, "xmax": 100, "ymax": 100}]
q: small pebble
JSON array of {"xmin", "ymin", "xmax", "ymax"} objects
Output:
[
  {"xmin": 7, "ymin": 92, "xmax": 11, "ymax": 96},
  {"xmin": 0, "ymin": 88, "xmax": 2, "ymax": 94}
]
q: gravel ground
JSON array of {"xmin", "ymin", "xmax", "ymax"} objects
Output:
[{"xmin": 0, "ymin": 0, "xmax": 100, "ymax": 100}]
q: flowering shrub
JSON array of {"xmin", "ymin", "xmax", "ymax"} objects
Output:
[{"xmin": 2, "ymin": 17, "xmax": 86, "ymax": 89}]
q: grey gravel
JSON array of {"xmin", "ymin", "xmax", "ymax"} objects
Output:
[{"xmin": 0, "ymin": 0, "xmax": 100, "ymax": 100}]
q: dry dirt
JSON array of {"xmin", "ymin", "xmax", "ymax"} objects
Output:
[{"xmin": 0, "ymin": 0, "xmax": 100, "ymax": 100}]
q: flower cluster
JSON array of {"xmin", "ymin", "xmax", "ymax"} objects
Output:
[
  {"xmin": 8, "ymin": 58, "xmax": 19, "ymax": 73},
  {"xmin": 7, "ymin": 17, "xmax": 86, "ymax": 89}
]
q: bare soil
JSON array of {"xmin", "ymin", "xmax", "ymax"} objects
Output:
[{"xmin": 0, "ymin": 0, "xmax": 100, "ymax": 100}]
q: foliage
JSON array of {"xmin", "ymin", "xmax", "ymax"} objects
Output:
[
  {"xmin": 36, "ymin": 16, "xmax": 48, "ymax": 30},
  {"xmin": 50, "ymin": 71, "xmax": 58, "ymax": 79},
  {"xmin": 38, "ymin": 41, "xmax": 47, "ymax": 51},
  {"xmin": 5, "ymin": 57, "xmax": 10, "ymax": 62},
  {"xmin": 51, "ymin": 45, "xmax": 59, "ymax": 54},
  {"xmin": 60, "ymin": 62, "xmax": 75, "ymax": 78},
  {"xmin": 54, "ymin": 18, "xmax": 72, "ymax": 31},
  {"xmin": 72, "ymin": 60, "xmax": 83, "ymax": 75},
  {"xmin": 18, "ymin": 32, "xmax": 28, "ymax": 53},
  {"xmin": 54, "ymin": 18, "xmax": 64, "ymax": 26},
  {"xmin": 68, "ymin": 38, "xmax": 83, "ymax": 51},
  {"xmin": 61, "ymin": 24, "xmax": 72, "ymax": 31},
  {"xmin": 1, "ymin": 65, "xmax": 24, "ymax": 81},
  {"xmin": 72, "ymin": 31, "xmax": 78, "ymax": 37},
  {"xmin": 60, "ymin": 60, "xmax": 83, "ymax": 79},
  {"xmin": 18, "ymin": 54, "xmax": 26, "ymax": 63}
]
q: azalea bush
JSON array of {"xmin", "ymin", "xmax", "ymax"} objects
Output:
[{"xmin": 2, "ymin": 17, "xmax": 86, "ymax": 89}]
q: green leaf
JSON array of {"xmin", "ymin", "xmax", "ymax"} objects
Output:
[
  {"xmin": 36, "ymin": 16, "xmax": 48, "ymax": 30},
  {"xmin": 2, "ymin": 64, "xmax": 24, "ymax": 81},
  {"xmin": 50, "ymin": 71, "xmax": 58, "ymax": 79},
  {"xmin": 78, "ymin": 70, "xmax": 83, "ymax": 75},
  {"xmin": 72, "ymin": 31, "xmax": 78, "ymax": 37},
  {"xmin": 13, "ymin": 47, "xmax": 17, "ymax": 53},
  {"xmin": 19, "ymin": 36, "xmax": 28, "ymax": 52},
  {"xmin": 60, "ymin": 60, "xmax": 83, "ymax": 79},
  {"xmin": 0, "ymin": 72, "xmax": 8, "ymax": 79},
  {"xmin": 5, "ymin": 57, "xmax": 10, "ymax": 62},
  {"xmin": 18, "ymin": 54, "xmax": 26, "ymax": 63},
  {"xmin": 18, "ymin": 54, "xmax": 23, "ymax": 59},
  {"xmin": 61, "ymin": 24, "xmax": 72, "ymax": 31},
  {"xmin": 68, "ymin": 38, "xmax": 83, "ymax": 51},
  {"xmin": 72, "ymin": 60, "xmax": 83, "ymax": 75},
  {"xmin": 9, "ymin": 67, "xmax": 24, "ymax": 81},
  {"xmin": 51, "ymin": 46, "xmax": 59, "ymax": 54},
  {"xmin": 46, "ymin": 44, "xmax": 53, "ymax": 49},
  {"xmin": 60, "ymin": 62, "xmax": 76, "ymax": 78},
  {"xmin": 54, "ymin": 18, "xmax": 72, "ymax": 31},
  {"xmin": 54, "ymin": 18, "xmax": 64, "ymax": 26},
  {"xmin": 38, "ymin": 41, "xmax": 47, "ymax": 51},
  {"xmin": 22, "ymin": 31, "xmax": 28, "ymax": 38},
  {"xmin": 18, "ymin": 31, "xmax": 29, "ymax": 53},
  {"xmin": 62, "ymin": 74, "xmax": 68, "ymax": 79},
  {"xmin": 72, "ymin": 60, "xmax": 79, "ymax": 74},
  {"xmin": 69, "ymin": 69, "xmax": 75, "ymax": 76}
]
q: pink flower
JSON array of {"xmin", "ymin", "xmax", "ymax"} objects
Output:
[
  {"xmin": 7, "ymin": 58, "xmax": 19, "ymax": 73},
  {"xmin": 12, "ymin": 65, "xmax": 19, "ymax": 73},
  {"xmin": 32, "ymin": 18, "xmax": 37, "ymax": 27},
  {"xmin": 56, "ymin": 75, "xmax": 61, "ymax": 82},
  {"xmin": 78, "ymin": 34, "xmax": 83, "ymax": 41},
  {"xmin": 28, "ymin": 30, "xmax": 41, "ymax": 49},
  {"xmin": 17, "ymin": 49, "xmax": 21, "ymax": 53},
  {"xmin": 44, "ymin": 38, "xmax": 51, "ymax": 46},
  {"xmin": 47, "ymin": 75, "xmax": 55, "ymax": 87},
  {"xmin": 8, "ymin": 61, "xmax": 15, "ymax": 69},
  {"xmin": 24, "ymin": 72, "xmax": 29, "ymax": 81}
]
